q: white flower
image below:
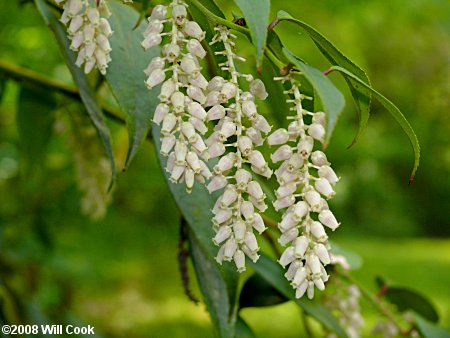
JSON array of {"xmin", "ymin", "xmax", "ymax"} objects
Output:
[
  {"xmin": 208, "ymin": 26, "xmax": 272, "ymax": 272},
  {"xmin": 269, "ymin": 75, "xmax": 341, "ymax": 299},
  {"xmin": 143, "ymin": 1, "xmax": 210, "ymax": 192},
  {"xmin": 58, "ymin": 0, "xmax": 113, "ymax": 75}
]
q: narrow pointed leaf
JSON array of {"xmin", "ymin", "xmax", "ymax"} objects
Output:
[
  {"xmin": 249, "ymin": 254, "xmax": 348, "ymax": 338},
  {"xmin": 330, "ymin": 66, "xmax": 420, "ymax": 182},
  {"xmin": 106, "ymin": 0, "xmax": 159, "ymax": 168},
  {"xmin": 153, "ymin": 125, "xmax": 239, "ymax": 338},
  {"xmin": 233, "ymin": 0, "xmax": 270, "ymax": 68},
  {"xmin": 284, "ymin": 48, "xmax": 345, "ymax": 145},
  {"xmin": 34, "ymin": 0, "xmax": 116, "ymax": 183},
  {"xmin": 277, "ymin": 10, "xmax": 371, "ymax": 147}
]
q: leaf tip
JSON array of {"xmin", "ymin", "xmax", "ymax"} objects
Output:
[{"xmin": 409, "ymin": 174, "xmax": 416, "ymax": 185}]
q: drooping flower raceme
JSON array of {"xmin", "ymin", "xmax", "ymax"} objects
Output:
[
  {"xmin": 269, "ymin": 75, "xmax": 341, "ymax": 298},
  {"xmin": 143, "ymin": 1, "xmax": 212, "ymax": 193},
  {"xmin": 206, "ymin": 26, "xmax": 272, "ymax": 272},
  {"xmin": 57, "ymin": 0, "xmax": 114, "ymax": 75}
]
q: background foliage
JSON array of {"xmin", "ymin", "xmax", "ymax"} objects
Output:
[{"xmin": 0, "ymin": 0, "xmax": 449, "ymax": 337}]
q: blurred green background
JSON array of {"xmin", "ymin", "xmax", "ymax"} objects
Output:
[{"xmin": 0, "ymin": 0, "xmax": 449, "ymax": 337}]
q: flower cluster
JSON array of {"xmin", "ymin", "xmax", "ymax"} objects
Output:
[
  {"xmin": 143, "ymin": 1, "xmax": 212, "ymax": 192},
  {"xmin": 269, "ymin": 75, "xmax": 340, "ymax": 298},
  {"xmin": 57, "ymin": 0, "xmax": 113, "ymax": 75},
  {"xmin": 325, "ymin": 283, "xmax": 364, "ymax": 338},
  {"xmin": 206, "ymin": 26, "xmax": 272, "ymax": 272}
]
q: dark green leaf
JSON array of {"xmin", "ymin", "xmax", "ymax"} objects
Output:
[
  {"xmin": 266, "ymin": 31, "xmax": 290, "ymax": 65},
  {"xmin": 233, "ymin": 0, "xmax": 270, "ymax": 69},
  {"xmin": 17, "ymin": 85, "xmax": 56, "ymax": 171},
  {"xmin": 283, "ymin": 48, "xmax": 345, "ymax": 145},
  {"xmin": 375, "ymin": 278, "xmax": 439, "ymax": 323},
  {"xmin": 330, "ymin": 241, "xmax": 363, "ymax": 270},
  {"xmin": 330, "ymin": 66, "xmax": 420, "ymax": 182},
  {"xmin": 34, "ymin": 0, "xmax": 116, "ymax": 185},
  {"xmin": 235, "ymin": 316, "xmax": 257, "ymax": 338},
  {"xmin": 189, "ymin": 231, "xmax": 237, "ymax": 338},
  {"xmin": 385, "ymin": 287, "xmax": 439, "ymax": 323},
  {"xmin": 277, "ymin": 10, "xmax": 371, "ymax": 147},
  {"xmin": 106, "ymin": 1, "xmax": 159, "ymax": 168},
  {"xmin": 249, "ymin": 254, "xmax": 348, "ymax": 338},
  {"xmin": 413, "ymin": 314, "xmax": 450, "ymax": 338},
  {"xmin": 153, "ymin": 125, "xmax": 239, "ymax": 338},
  {"xmin": 240, "ymin": 273, "xmax": 288, "ymax": 309}
]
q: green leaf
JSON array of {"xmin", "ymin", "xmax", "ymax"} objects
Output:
[
  {"xmin": 283, "ymin": 48, "xmax": 345, "ymax": 145},
  {"xmin": 188, "ymin": 231, "xmax": 237, "ymax": 338},
  {"xmin": 386, "ymin": 287, "xmax": 439, "ymax": 323},
  {"xmin": 17, "ymin": 85, "xmax": 56, "ymax": 171},
  {"xmin": 197, "ymin": 0, "xmax": 225, "ymax": 18},
  {"xmin": 106, "ymin": 1, "xmax": 159, "ymax": 169},
  {"xmin": 153, "ymin": 125, "xmax": 239, "ymax": 338},
  {"xmin": 235, "ymin": 316, "xmax": 257, "ymax": 338},
  {"xmin": 330, "ymin": 66, "xmax": 420, "ymax": 182},
  {"xmin": 249, "ymin": 254, "xmax": 348, "ymax": 338},
  {"xmin": 233, "ymin": 0, "xmax": 270, "ymax": 69},
  {"xmin": 375, "ymin": 278, "xmax": 439, "ymax": 323},
  {"xmin": 34, "ymin": 0, "xmax": 116, "ymax": 185},
  {"xmin": 277, "ymin": 10, "xmax": 371, "ymax": 147},
  {"xmin": 413, "ymin": 314, "xmax": 450, "ymax": 338},
  {"xmin": 240, "ymin": 273, "xmax": 288, "ymax": 309},
  {"xmin": 330, "ymin": 241, "xmax": 363, "ymax": 270}
]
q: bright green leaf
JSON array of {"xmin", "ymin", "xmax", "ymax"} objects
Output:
[
  {"xmin": 249, "ymin": 254, "xmax": 348, "ymax": 338},
  {"xmin": 283, "ymin": 48, "xmax": 345, "ymax": 146},
  {"xmin": 277, "ymin": 10, "xmax": 371, "ymax": 147},
  {"xmin": 34, "ymin": 0, "xmax": 116, "ymax": 185},
  {"xmin": 153, "ymin": 125, "xmax": 239, "ymax": 338},
  {"xmin": 17, "ymin": 85, "xmax": 56, "ymax": 171},
  {"xmin": 106, "ymin": 1, "xmax": 159, "ymax": 168},
  {"xmin": 330, "ymin": 66, "xmax": 420, "ymax": 183},
  {"xmin": 233, "ymin": 0, "xmax": 270, "ymax": 69},
  {"xmin": 413, "ymin": 314, "xmax": 450, "ymax": 338}
]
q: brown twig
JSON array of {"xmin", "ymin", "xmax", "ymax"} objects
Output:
[{"xmin": 178, "ymin": 217, "xmax": 199, "ymax": 304}]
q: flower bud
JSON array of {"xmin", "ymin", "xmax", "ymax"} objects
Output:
[
  {"xmin": 233, "ymin": 250, "xmax": 246, "ymax": 272},
  {"xmin": 248, "ymin": 150, "xmax": 267, "ymax": 170},
  {"xmin": 208, "ymin": 142, "xmax": 226, "ymax": 158},
  {"xmin": 247, "ymin": 181, "xmax": 264, "ymax": 201},
  {"xmin": 271, "ymin": 145, "xmax": 292, "ymax": 163},
  {"xmin": 207, "ymin": 105, "xmax": 226, "ymax": 121},
  {"xmin": 279, "ymin": 246, "xmax": 296, "ymax": 267},
  {"xmin": 141, "ymin": 33, "xmax": 162, "ymax": 50},
  {"xmin": 318, "ymin": 210, "xmax": 340, "ymax": 230},
  {"xmin": 292, "ymin": 266, "xmax": 307, "ymax": 288},
  {"xmin": 163, "ymin": 43, "xmax": 180, "ymax": 62},
  {"xmin": 273, "ymin": 195, "xmax": 296, "ymax": 211},
  {"xmin": 221, "ymin": 185, "xmax": 238, "ymax": 207},
  {"xmin": 161, "ymin": 113, "xmax": 177, "ymax": 135},
  {"xmin": 160, "ymin": 134, "xmax": 176, "ymax": 156},
  {"xmin": 207, "ymin": 76, "xmax": 225, "ymax": 92},
  {"xmin": 223, "ymin": 238, "xmax": 238, "ymax": 261},
  {"xmin": 207, "ymin": 175, "xmax": 227, "ymax": 193},
  {"xmin": 267, "ymin": 128, "xmax": 289, "ymax": 146},
  {"xmin": 186, "ymin": 151, "xmax": 202, "ymax": 173},
  {"xmin": 189, "ymin": 73, "xmax": 208, "ymax": 90},
  {"xmin": 214, "ymin": 153, "xmax": 236, "ymax": 174},
  {"xmin": 213, "ymin": 226, "xmax": 232, "ymax": 245},
  {"xmin": 253, "ymin": 115, "xmax": 271, "ymax": 134},
  {"xmin": 294, "ymin": 236, "xmax": 309, "ymax": 258},
  {"xmin": 318, "ymin": 165, "xmax": 339, "ymax": 185},
  {"xmin": 310, "ymin": 221, "xmax": 327, "ymax": 242},
  {"xmin": 159, "ymin": 79, "xmax": 176, "ymax": 102},
  {"xmin": 183, "ymin": 21, "xmax": 205, "ymax": 41},
  {"xmin": 246, "ymin": 127, "xmax": 264, "ymax": 146},
  {"xmin": 233, "ymin": 220, "xmax": 246, "ymax": 243},
  {"xmin": 145, "ymin": 68, "xmax": 165, "ymax": 89},
  {"xmin": 315, "ymin": 178, "xmax": 335, "ymax": 199},
  {"xmin": 240, "ymin": 201, "xmax": 254, "ymax": 221},
  {"xmin": 187, "ymin": 102, "xmax": 207, "ymax": 120},
  {"xmin": 315, "ymin": 244, "xmax": 330, "ymax": 265},
  {"xmin": 311, "ymin": 151, "xmax": 329, "ymax": 166},
  {"xmin": 249, "ymin": 79, "xmax": 268, "ymax": 100},
  {"xmin": 144, "ymin": 56, "xmax": 165, "ymax": 76},
  {"xmin": 297, "ymin": 136, "xmax": 314, "ymax": 158},
  {"xmin": 171, "ymin": 91, "xmax": 185, "ymax": 114},
  {"xmin": 187, "ymin": 39, "xmax": 206, "ymax": 59},
  {"xmin": 308, "ymin": 123, "xmax": 326, "ymax": 143},
  {"xmin": 244, "ymin": 231, "xmax": 259, "ymax": 253},
  {"xmin": 252, "ymin": 213, "xmax": 266, "ymax": 234},
  {"xmin": 150, "ymin": 5, "xmax": 168, "ymax": 20},
  {"xmin": 278, "ymin": 227, "xmax": 298, "ymax": 246},
  {"xmin": 295, "ymin": 280, "xmax": 308, "ymax": 299}
]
